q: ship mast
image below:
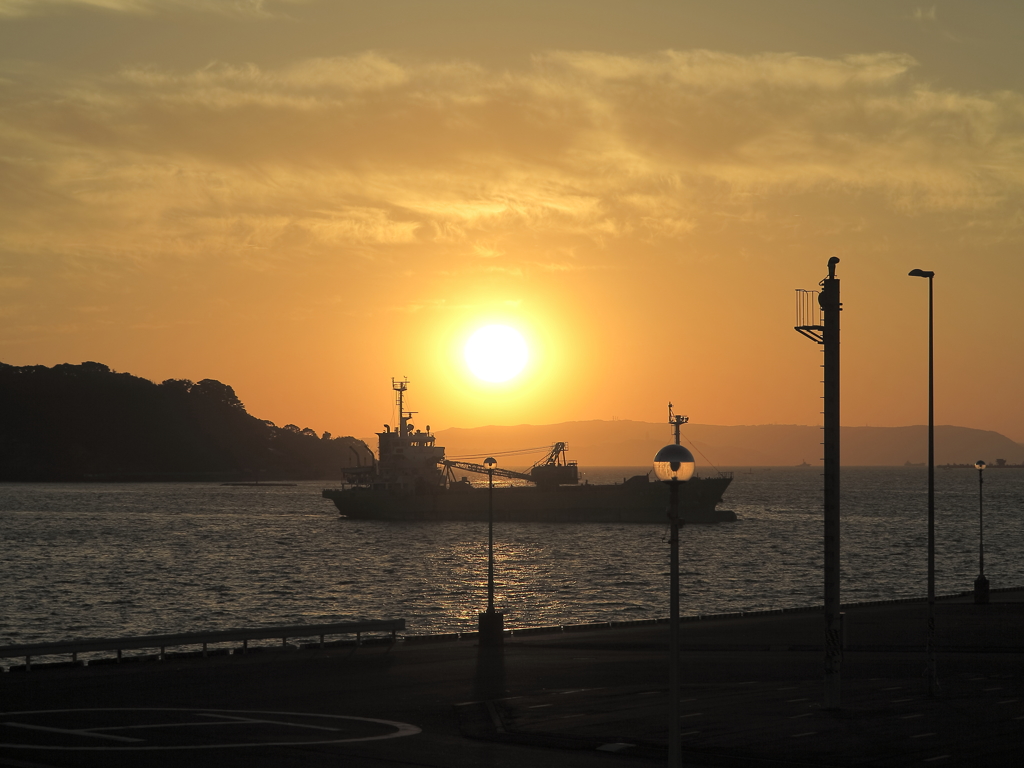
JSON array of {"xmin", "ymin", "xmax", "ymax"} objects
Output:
[
  {"xmin": 668, "ymin": 402, "xmax": 688, "ymax": 446},
  {"xmin": 393, "ymin": 377, "xmax": 416, "ymax": 437}
]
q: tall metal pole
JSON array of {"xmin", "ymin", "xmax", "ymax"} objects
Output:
[
  {"xmin": 794, "ymin": 258, "xmax": 842, "ymax": 710},
  {"xmin": 975, "ymin": 461, "xmax": 989, "ymax": 604},
  {"xmin": 487, "ymin": 466, "xmax": 495, "ymax": 613},
  {"xmin": 668, "ymin": 480, "xmax": 680, "ymax": 767},
  {"xmin": 656, "ymin": 422, "xmax": 691, "ymax": 766},
  {"xmin": 978, "ymin": 466, "xmax": 985, "ymax": 578},
  {"xmin": 479, "ymin": 458, "xmax": 503, "ymax": 646},
  {"xmin": 926, "ymin": 273, "xmax": 936, "ymax": 695},
  {"xmin": 820, "ymin": 258, "xmax": 842, "ymax": 710},
  {"xmin": 909, "ymin": 268, "xmax": 937, "ymax": 695}
]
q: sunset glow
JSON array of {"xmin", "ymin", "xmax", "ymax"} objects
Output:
[
  {"xmin": 1, "ymin": 2, "xmax": 1023, "ymax": 445},
  {"xmin": 464, "ymin": 326, "xmax": 529, "ymax": 383}
]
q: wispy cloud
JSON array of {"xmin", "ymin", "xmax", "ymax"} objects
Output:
[
  {"xmin": 1, "ymin": 49, "xmax": 1023, "ymax": 277},
  {"xmin": 912, "ymin": 6, "xmax": 938, "ymax": 23},
  {"xmin": 0, "ymin": 0, "xmax": 294, "ymax": 18}
]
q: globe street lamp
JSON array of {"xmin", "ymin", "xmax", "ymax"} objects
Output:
[
  {"xmin": 653, "ymin": 442, "xmax": 695, "ymax": 767},
  {"xmin": 478, "ymin": 457, "xmax": 504, "ymax": 646},
  {"xmin": 974, "ymin": 460, "xmax": 989, "ymax": 605},
  {"xmin": 908, "ymin": 267, "xmax": 937, "ymax": 695}
]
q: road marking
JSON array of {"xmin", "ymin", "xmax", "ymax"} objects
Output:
[
  {"xmin": 892, "ymin": 698, "xmax": 915, "ymax": 703},
  {"xmin": 0, "ymin": 709, "xmax": 421, "ymax": 751},
  {"xmin": 911, "ymin": 733, "xmax": 936, "ymax": 739},
  {"xmin": 792, "ymin": 732, "xmax": 817, "ymax": 738},
  {"xmin": 596, "ymin": 742, "xmax": 634, "ymax": 752},
  {"xmin": 787, "ymin": 698, "xmax": 810, "ymax": 703},
  {"xmin": 984, "ymin": 687, "xmax": 1003, "ymax": 692},
  {"xmin": 997, "ymin": 699, "xmax": 1019, "ymax": 705},
  {"xmin": 679, "ymin": 713, "xmax": 703, "ymax": 719},
  {"xmin": 197, "ymin": 714, "xmax": 341, "ymax": 732},
  {"xmin": 485, "ymin": 702, "xmax": 505, "ymax": 734},
  {"xmin": 3, "ymin": 723, "xmax": 142, "ymax": 744},
  {"xmin": 790, "ymin": 713, "xmax": 813, "ymax": 719},
  {"xmin": 527, "ymin": 704, "xmax": 552, "ymax": 709},
  {"xmin": 900, "ymin": 714, "xmax": 923, "ymax": 719},
  {"xmin": 881, "ymin": 686, "xmax": 903, "ymax": 691},
  {"xmin": 923, "ymin": 756, "xmax": 950, "ymax": 762},
  {"xmin": 681, "ymin": 730, "xmax": 700, "ymax": 737}
]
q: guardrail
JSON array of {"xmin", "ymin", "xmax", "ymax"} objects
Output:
[{"xmin": 0, "ymin": 619, "xmax": 405, "ymax": 672}]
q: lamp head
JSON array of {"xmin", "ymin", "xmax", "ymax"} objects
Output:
[
  {"xmin": 975, "ymin": 460, "xmax": 986, "ymax": 471},
  {"xmin": 484, "ymin": 457, "xmax": 497, "ymax": 471},
  {"xmin": 908, "ymin": 269, "xmax": 935, "ymax": 278},
  {"xmin": 653, "ymin": 444, "xmax": 695, "ymax": 483}
]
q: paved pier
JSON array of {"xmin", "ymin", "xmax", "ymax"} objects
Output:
[{"xmin": 2, "ymin": 591, "xmax": 1022, "ymax": 767}]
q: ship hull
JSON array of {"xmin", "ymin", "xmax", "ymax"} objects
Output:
[{"xmin": 322, "ymin": 476, "xmax": 734, "ymax": 524}]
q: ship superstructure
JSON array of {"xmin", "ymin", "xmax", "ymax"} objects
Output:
[{"xmin": 369, "ymin": 378, "xmax": 447, "ymax": 493}]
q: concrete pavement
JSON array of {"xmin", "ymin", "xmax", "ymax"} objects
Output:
[{"xmin": 2, "ymin": 590, "xmax": 1022, "ymax": 767}]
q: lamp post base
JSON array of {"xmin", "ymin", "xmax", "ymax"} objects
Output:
[
  {"xmin": 974, "ymin": 574, "xmax": 990, "ymax": 605},
  {"xmin": 478, "ymin": 611, "xmax": 505, "ymax": 647}
]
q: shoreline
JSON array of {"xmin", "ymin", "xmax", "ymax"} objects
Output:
[{"xmin": 6, "ymin": 586, "xmax": 1021, "ymax": 672}]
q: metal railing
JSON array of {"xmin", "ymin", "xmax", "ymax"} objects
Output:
[{"xmin": 0, "ymin": 619, "xmax": 405, "ymax": 671}]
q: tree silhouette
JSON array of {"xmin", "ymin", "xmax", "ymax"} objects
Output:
[{"xmin": 0, "ymin": 362, "xmax": 369, "ymax": 481}]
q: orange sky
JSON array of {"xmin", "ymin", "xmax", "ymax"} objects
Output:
[{"xmin": 1, "ymin": 1, "xmax": 1023, "ymax": 442}]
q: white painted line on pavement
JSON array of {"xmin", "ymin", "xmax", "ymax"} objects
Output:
[
  {"xmin": 197, "ymin": 713, "xmax": 340, "ymax": 732},
  {"xmin": 0, "ymin": 709, "xmax": 421, "ymax": 751},
  {"xmin": 3, "ymin": 723, "xmax": 142, "ymax": 744}
]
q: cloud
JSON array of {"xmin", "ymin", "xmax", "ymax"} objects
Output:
[
  {"xmin": 912, "ymin": 6, "xmax": 938, "ymax": 23},
  {"xmin": 0, "ymin": 0, "xmax": 294, "ymax": 18},
  {"xmin": 1, "ymin": 49, "xmax": 1023, "ymax": 275}
]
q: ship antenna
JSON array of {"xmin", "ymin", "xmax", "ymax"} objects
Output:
[
  {"xmin": 668, "ymin": 401, "xmax": 688, "ymax": 446},
  {"xmin": 393, "ymin": 377, "xmax": 409, "ymax": 437}
]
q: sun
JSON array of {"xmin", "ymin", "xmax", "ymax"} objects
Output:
[{"xmin": 464, "ymin": 325, "xmax": 529, "ymax": 382}]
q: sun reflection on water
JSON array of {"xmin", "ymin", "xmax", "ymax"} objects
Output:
[{"xmin": 2, "ymin": 467, "xmax": 1023, "ymax": 645}]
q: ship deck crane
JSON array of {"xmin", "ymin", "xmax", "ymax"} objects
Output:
[
  {"xmin": 440, "ymin": 442, "xmax": 579, "ymax": 488},
  {"xmin": 441, "ymin": 460, "xmax": 533, "ymax": 483}
]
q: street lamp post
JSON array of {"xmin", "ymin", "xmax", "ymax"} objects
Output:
[
  {"xmin": 478, "ymin": 457, "xmax": 504, "ymax": 646},
  {"xmin": 974, "ymin": 460, "xmax": 989, "ymax": 605},
  {"xmin": 653, "ymin": 443, "xmax": 695, "ymax": 767},
  {"xmin": 909, "ymin": 268, "xmax": 937, "ymax": 695}
]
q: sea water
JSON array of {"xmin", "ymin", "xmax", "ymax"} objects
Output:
[{"xmin": 1, "ymin": 467, "xmax": 1021, "ymax": 648}]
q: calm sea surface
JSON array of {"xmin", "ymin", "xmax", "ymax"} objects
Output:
[{"xmin": 2, "ymin": 467, "xmax": 1022, "ymax": 649}]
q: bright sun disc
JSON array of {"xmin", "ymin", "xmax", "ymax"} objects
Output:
[{"xmin": 464, "ymin": 325, "xmax": 529, "ymax": 382}]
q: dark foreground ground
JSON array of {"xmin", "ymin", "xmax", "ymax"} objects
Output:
[{"xmin": 2, "ymin": 591, "xmax": 1022, "ymax": 768}]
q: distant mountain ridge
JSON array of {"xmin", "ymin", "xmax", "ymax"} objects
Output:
[{"xmin": 431, "ymin": 421, "xmax": 1024, "ymax": 468}]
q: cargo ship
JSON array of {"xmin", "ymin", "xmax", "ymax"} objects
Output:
[{"xmin": 322, "ymin": 379, "xmax": 734, "ymax": 523}]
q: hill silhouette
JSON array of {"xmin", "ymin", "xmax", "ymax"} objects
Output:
[
  {"xmin": 433, "ymin": 420, "xmax": 1024, "ymax": 468},
  {"xmin": 0, "ymin": 362, "xmax": 372, "ymax": 481}
]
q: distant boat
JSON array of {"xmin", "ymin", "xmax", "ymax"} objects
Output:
[
  {"xmin": 796, "ymin": 460, "xmax": 812, "ymax": 467},
  {"xmin": 903, "ymin": 460, "xmax": 925, "ymax": 467},
  {"xmin": 322, "ymin": 379, "xmax": 735, "ymax": 523}
]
